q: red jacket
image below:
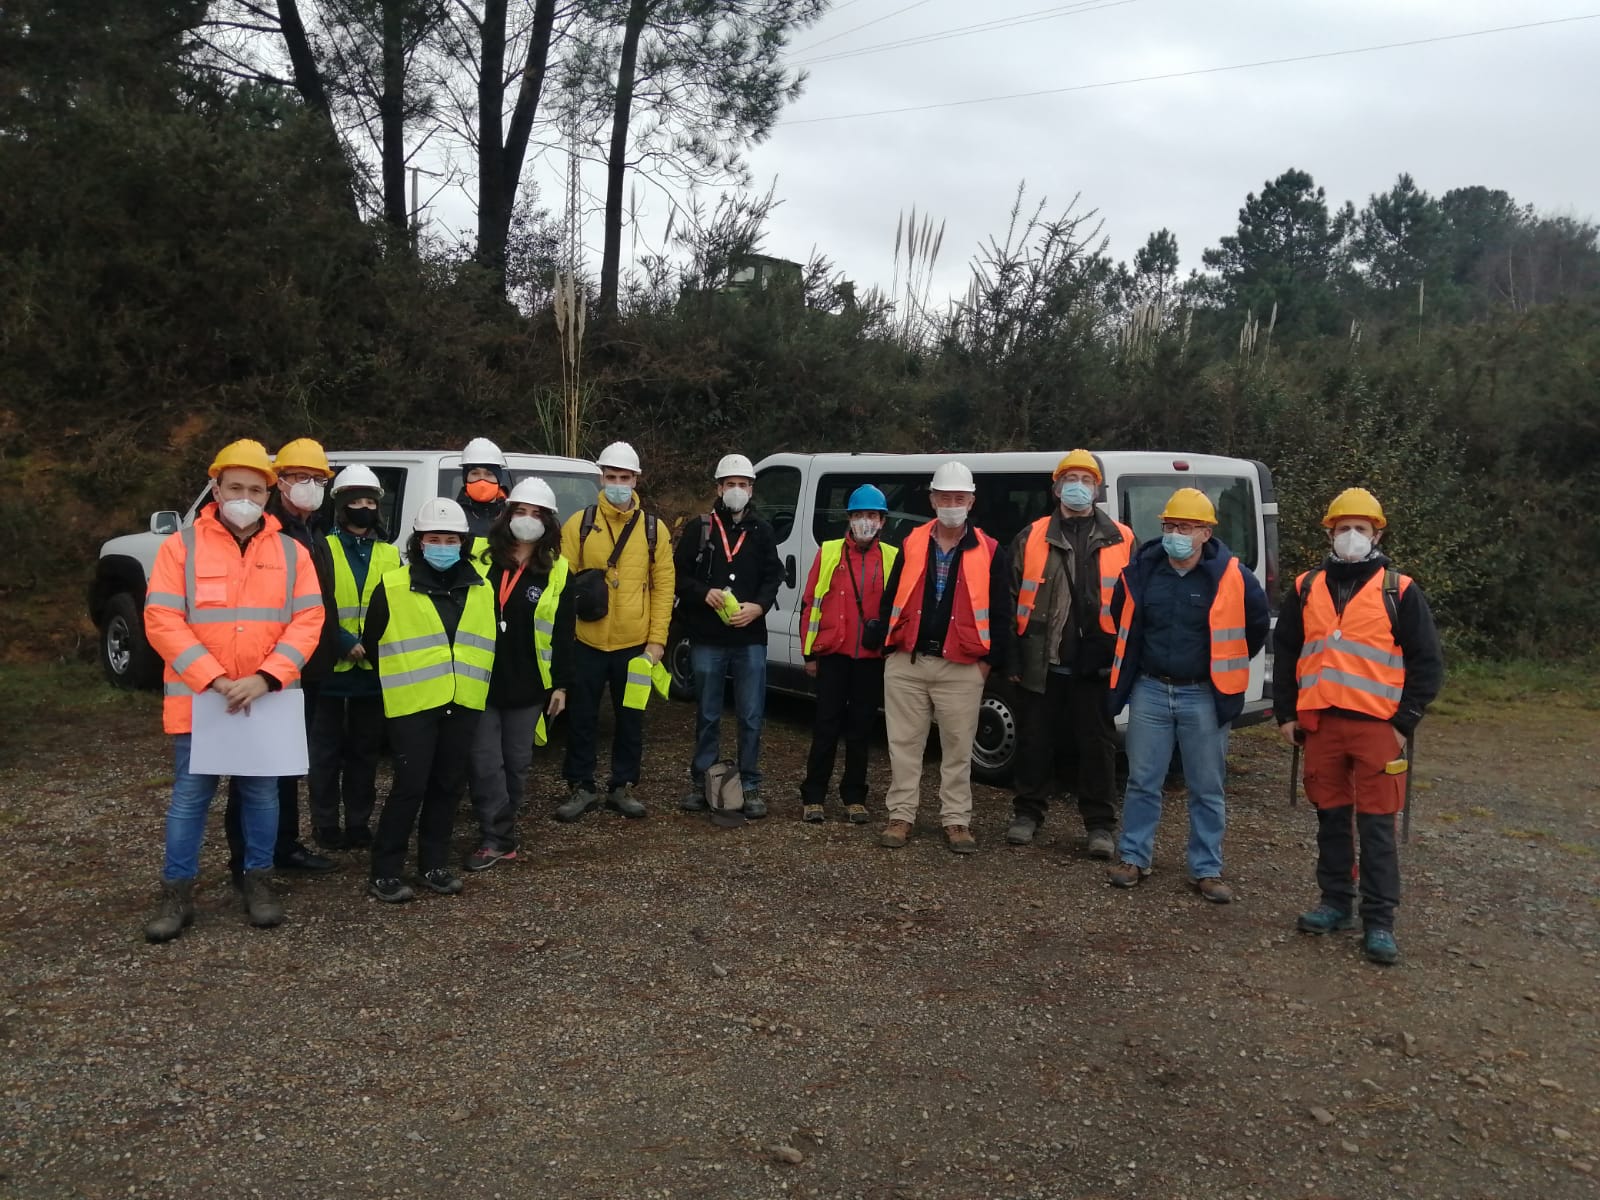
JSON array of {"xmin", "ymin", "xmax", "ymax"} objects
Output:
[{"xmin": 799, "ymin": 538, "xmax": 893, "ymax": 659}]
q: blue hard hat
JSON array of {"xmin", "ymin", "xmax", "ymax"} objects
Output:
[{"xmin": 846, "ymin": 484, "xmax": 888, "ymax": 513}]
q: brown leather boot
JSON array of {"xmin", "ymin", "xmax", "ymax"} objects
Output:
[
  {"xmin": 878, "ymin": 819, "xmax": 913, "ymax": 848},
  {"xmin": 943, "ymin": 825, "xmax": 978, "ymax": 855}
]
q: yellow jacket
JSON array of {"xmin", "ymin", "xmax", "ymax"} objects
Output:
[{"xmin": 561, "ymin": 492, "xmax": 675, "ymax": 652}]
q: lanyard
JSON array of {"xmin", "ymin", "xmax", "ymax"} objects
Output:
[
  {"xmin": 496, "ymin": 561, "xmax": 528, "ymax": 631},
  {"xmin": 843, "ymin": 541, "xmax": 874, "ymax": 619},
  {"xmin": 712, "ymin": 512, "xmax": 746, "ymax": 562}
]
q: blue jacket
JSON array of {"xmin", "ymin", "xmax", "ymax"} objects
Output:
[{"xmin": 1107, "ymin": 536, "xmax": 1270, "ymax": 725}]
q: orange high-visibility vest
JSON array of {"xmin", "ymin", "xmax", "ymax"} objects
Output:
[
  {"xmin": 1014, "ymin": 515, "xmax": 1134, "ymax": 637},
  {"xmin": 1110, "ymin": 557, "xmax": 1251, "ymax": 695},
  {"xmin": 144, "ymin": 507, "xmax": 325, "ymax": 734},
  {"xmin": 1295, "ymin": 569, "xmax": 1410, "ymax": 719},
  {"xmin": 886, "ymin": 522, "xmax": 994, "ymax": 663}
]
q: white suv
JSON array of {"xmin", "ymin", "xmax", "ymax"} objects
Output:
[{"xmin": 90, "ymin": 449, "xmax": 601, "ymax": 689}]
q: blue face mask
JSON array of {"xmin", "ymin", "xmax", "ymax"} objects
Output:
[
  {"xmin": 422, "ymin": 544, "xmax": 461, "ymax": 571},
  {"xmin": 1058, "ymin": 481, "xmax": 1094, "ymax": 510},
  {"xmin": 603, "ymin": 484, "xmax": 633, "ymax": 507},
  {"xmin": 1161, "ymin": 532, "xmax": 1195, "ymax": 561}
]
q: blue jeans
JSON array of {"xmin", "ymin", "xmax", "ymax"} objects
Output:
[
  {"xmin": 1118, "ymin": 676, "xmax": 1229, "ymax": 878},
  {"xmin": 164, "ymin": 734, "xmax": 279, "ymax": 881},
  {"xmin": 690, "ymin": 642, "xmax": 767, "ymax": 790}
]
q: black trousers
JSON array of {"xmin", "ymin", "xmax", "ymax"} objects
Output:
[
  {"xmin": 307, "ymin": 692, "xmax": 385, "ymax": 834},
  {"xmin": 799, "ymin": 656, "xmax": 884, "ymax": 806},
  {"xmin": 562, "ymin": 642, "xmax": 646, "ymax": 792},
  {"xmin": 225, "ymin": 681, "xmax": 317, "ymax": 873},
  {"xmin": 1011, "ymin": 672, "xmax": 1118, "ymax": 832},
  {"xmin": 1316, "ymin": 805, "xmax": 1401, "ymax": 930},
  {"xmin": 371, "ymin": 705, "xmax": 480, "ymax": 880}
]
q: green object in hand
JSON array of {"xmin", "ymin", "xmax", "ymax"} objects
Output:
[{"xmin": 719, "ymin": 589, "xmax": 741, "ymax": 623}]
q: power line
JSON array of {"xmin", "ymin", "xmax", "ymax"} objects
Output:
[
  {"xmin": 794, "ymin": 0, "xmax": 1136, "ymax": 68},
  {"xmin": 786, "ymin": 12, "xmax": 1600, "ymax": 124},
  {"xmin": 789, "ymin": 0, "xmax": 943, "ymax": 56}
]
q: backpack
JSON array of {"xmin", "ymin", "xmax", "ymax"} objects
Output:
[
  {"xmin": 705, "ymin": 760, "xmax": 745, "ymax": 826},
  {"xmin": 1299, "ymin": 565, "xmax": 1401, "ymax": 639},
  {"xmin": 570, "ymin": 505, "xmax": 661, "ymax": 623}
]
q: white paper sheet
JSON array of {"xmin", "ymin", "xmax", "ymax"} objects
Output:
[{"xmin": 189, "ymin": 688, "xmax": 308, "ymax": 777}]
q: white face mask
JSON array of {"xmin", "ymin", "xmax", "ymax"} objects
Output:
[
  {"xmin": 935, "ymin": 506, "xmax": 968, "ymax": 529},
  {"xmin": 720, "ymin": 486, "xmax": 750, "ymax": 513},
  {"xmin": 509, "ymin": 515, "xmax": 544, "ymax": 543},
  {"xmin": 287, "ymin": 480, "xmax": 326, "ymax": 512},
  {"xmin": 219, "ymin": 498, "xmax": 264, "ymax": 529},
  {"xmin": 849, "ymin": 516, "xmax": 882, "ymax": 542},
  {"xmin": 1333, "ymin": 529, "xmax": 1374, "ymax": 562}
]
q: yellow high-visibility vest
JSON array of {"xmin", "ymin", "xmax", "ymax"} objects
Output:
[
  {"xmin": 529, "ymin": 558, "xmax": 569, "ymax": 746},
  {"xmin": 327, "ymin": 535, "xmax": 402, "ymax": 673},
  {"xmin": 375, "ymin": 567, "xmax": 496, "ymax": 717}
]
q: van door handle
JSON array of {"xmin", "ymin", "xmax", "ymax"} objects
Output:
[{"xmin": 784, "ymin": 554, "xmax": 797, "ymax": 589}]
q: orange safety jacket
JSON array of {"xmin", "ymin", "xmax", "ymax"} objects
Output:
[
  {"xmin": 144, "ymin": 506, "xmax": 326, "ymax": 734},
  {"xmin": 886, "ymin": 522, "xmax": 995, "ymax": 664},
  {"xmin": 1109, "ymin": 558, "xmax": 1251, "ymax": 696},
  {"xmin": 1294, "ymin": 568, "xmax": 1411, "ymax": 720},
  {"xmin": 1013, "ymin": 514, "xmax": 1134, "ymax": 637}
]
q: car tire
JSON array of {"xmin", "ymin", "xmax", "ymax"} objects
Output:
[
  {"xmin": 667, "ymin": 632, "xmax": 695, "ymax": 701},
  {"xmin": 970, "ymin": 681, "xmax": 1019, "ymax": 786},
  {"xmin": 100, "ymin": 592, "xmax": 161, "ymax": 691}
]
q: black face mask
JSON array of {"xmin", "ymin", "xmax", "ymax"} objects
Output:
[{"xmin": 344, "ymin": 507, "xmax": 378, "ymax": 530}]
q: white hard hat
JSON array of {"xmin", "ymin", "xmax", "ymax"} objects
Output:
[
  {"xmin": 413, "ymin": 497, "xmax": 470, "ymax": 534},
  {"xmin": 330, "ymin": 463, "xmax": 384, "ymax": 498},
  {"xmin": 597, "ymin": 441, "xmax": 642, "ymax": 473},
  {"xmin": 461, "ymin": 437, "xmax": 507, "ymax": 469},
  {"xmin": 507, "ymin": 476, "xmax": 559, "ymax": 514},
  {"xmin": 714, "ymin": 453, "xmax": 756, "ymax": 481},
  {"xmin": 930, "ymin": 461, "xmax": 976, "ymax": 492}
]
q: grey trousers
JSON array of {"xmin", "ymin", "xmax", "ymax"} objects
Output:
[{"xmin": 468, "ymin": 704, "xmax": 542, "ymax": 851}]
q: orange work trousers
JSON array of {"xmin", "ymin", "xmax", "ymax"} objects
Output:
[{"xmin": 1300, "ymin": 710, "xmax": 1407, "ymax": 815}]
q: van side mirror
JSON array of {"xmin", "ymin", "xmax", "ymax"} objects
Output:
[{"xmin": 150, "ymin": 511, "xmax": 180, "ymax": 535}]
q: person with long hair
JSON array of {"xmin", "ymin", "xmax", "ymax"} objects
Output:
[{"xmin": 464, "ymin": 478, "xmax": 574, "ymax": 871}]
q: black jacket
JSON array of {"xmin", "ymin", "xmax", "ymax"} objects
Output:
[
  {"xmin": 873, "ymin": 523, "xmax": 1011, "ymax": 668},
  {"xmin": 1272, "ymin": 553, "xmax": 1444, "ymax": 737},
  {"xmin": 359, "ymin": 557, "xmax": 487, "ymax": 664},
  {"xmin": 673, "ymin": 503, "xmax": 784, "ymax": 647},
  {"xmin": 266, "ymin": 493, "xmax": 340, "ymax": 682}
]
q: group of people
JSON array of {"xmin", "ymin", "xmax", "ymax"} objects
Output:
[{"xmin": 142, "ymin": 438, "xmax": 1442, "ymax": 966}]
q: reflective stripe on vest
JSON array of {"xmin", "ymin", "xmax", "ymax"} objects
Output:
[
  {"xmin": 1096, "ymin": 522, "xmax": 1134, "ymax": 636},
  {"xmin": 1014, "ymin": 516, "xmax": 1133, "ymax": 637},
  {"xmin": 888, "ymin": 524, "xmax": 993, "ymax": 656},
  {"xmin": 803, "ymin": 539, "xmax": 899, "ymax": 655},
  {"xmin": 376, "ymin": 567, "xmax": 497, "ymax": 716},
  {"xmin": 531, "ymin": 558, "xmax": 570, "ymax": 746},
  {"xmin": 1294, "ymin": 568, "xmax": 1409, "ymax": 719},
  {"xmin": 622, "ymin": 654, "xmax": 653, "ymax": 711},
  {"xmin": 328, "ymin": 536, "xmax": 402, "ymax": 673},
  {"xmin": 1110, "ymin": 557, "xmax": 1251, "ymax": 695}
]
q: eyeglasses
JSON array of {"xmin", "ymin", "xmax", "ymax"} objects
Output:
[
  {"xmin": 279, "ymin": 472, "xmax": 323, "ymax": 486},
  {"xmin": 1160, "ymin": 522, "xmax": 1208, "ymax": 536}
]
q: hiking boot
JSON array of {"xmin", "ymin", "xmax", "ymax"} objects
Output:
[
  {"xmin": 802, "ymin": 804, "xmax": 826, "ymax": 823},
  {"xmin": 845, "ymin": 803, "xmax": 870, "ymax": 825},
  {"xmin": 606, "ymin": 784, "xmax": 646, "ymax": 818},
  {"xmin": 1085, "ymin": 829, "xmax": 1117, "ymax": 861},
  {"xmin": 742, "ymin": 790, "xmax": 767, "ymax": 820},
  {"xmin": 1005, "ymin": 813, "xmax": 1039, "ymax": 845},
  {"xmin": 313, "ymin": 826, "xmax": 344, "ymax": 853},
  {"xmin": 344, "ymin": 826, "xmax": 372, "ymax": 850},
  {"xmin": 1297, "ymin": 904, "xmax": 1358, "ymax": 934},
  {"xmin": 1363, "ymin": 929, "xmax": 1400, "ymax": 965},
  {"xmin": 555, "ymin": 785, "xmax": 600, "ymax": 822},
  {"xmin": 1108, "ymin": 861, "xmax": 1150, "ymax": 888},
  {"xmin": 879, "ymin": 819, "xmax": 913, "ymax": 849},
  {"xmin": 143, "ymin": 880, "xmax": 195, "ymax": 944},
  {"xmin": 368, "ymin": 876, "xmax": 415, "ymax": 903},
  {"xmin": 464, "ymin": 845, "xmax": 516, "ymax": 872},
  {"xmin": 274, "ymin": 843, "xmax": 336, "ymax": 873},
  {"xmin": 943, "ymin": 825, "xmax": 978, "ymax": 855},
  {"xmin": 239, "ymin": 868, "xmax": 285, "ymax": 928},
  {"xmin": 1191, "ymin": 876, "xmax": 1234, "ymax": 904},
  {"xmin": 680, "ymin": 787, "xmax": 709, "ymax": 813},
  {"xmin": 419, "ymin": 868, "xmax": 464, "ymax": 896}
]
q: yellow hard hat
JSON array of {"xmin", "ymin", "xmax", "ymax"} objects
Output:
[
  {"xmin": 274, "ymin": 437, "xmax": 333, "ymax": 478},
  {"xmin": 1052, "ymin": 448, "xmax": 1102, "ymax": 482},
  {"xmin": 1322, "ymin": 487, "xmax": 1386, "ymax": 529},
  {"xmin": 1159, "ymin": 487, "xmax": 1217, "ymax": 525},
  {"xmin": 208, "ymin": 439, "xmax": 277, "ymax": 484}
]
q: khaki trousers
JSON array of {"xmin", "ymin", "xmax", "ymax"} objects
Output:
[{"xmin": 883, "ymin": 652, "xmax": 986, "ymax": 826}]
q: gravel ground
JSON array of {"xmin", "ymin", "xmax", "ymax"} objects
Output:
[{"xmin": 2, "ymin": 673, "xmax": 1598, "ymax": 1200}]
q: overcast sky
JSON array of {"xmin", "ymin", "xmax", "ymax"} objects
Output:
[{"xmin": 430, "ymin": 0, "xmax": 1600, "ymax": 308}]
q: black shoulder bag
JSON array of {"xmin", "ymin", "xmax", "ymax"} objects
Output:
[{"xmin": 570, "ymin": 507, "xmax": 642, "ymax": 622}]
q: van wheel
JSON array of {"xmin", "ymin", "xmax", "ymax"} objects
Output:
[
  {"xmin": 667, "ymin": 633, "xmax": 695, "ymax": 701},
  {"xmin": 971, "ymin": 688, "xmax": 1018, "ymax": 786},
  {"xmin": 101, "ymin": 593, "xmax": 161, "ymax": 690}
]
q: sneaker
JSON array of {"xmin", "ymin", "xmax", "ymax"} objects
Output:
[
  {"xmin": 1005, "ymin": 813, "xmax": 1039, "ymax": 845},
  {"xmin": 274, "ymin": 842, "xmax": 337, "ymax": 873},
  {"xmin": 418, "ymin": 868, "xmax": 464, "ymax": 896},
  {"xmin": 606, "ymin": 784, "xmax": 647, "ymax": 819},
  {"xmin": 1085, "ymin": 829, "xmax": 1117, "ymax": 861},
  {"xmin": 344, "ymin": 826, "xmax": 373, "ymax": 850},
  {"xmin": 742, "ymin": 790, "xmax": 767, "ymax": 820},
  {"xmin": 680, "ymin": 787, "xmax": 709, "ymax": 813},
  {"xmin": 1108, "ymin": 861, "xmax": 1150, "ymax": 888},
  {"xmin": 368, "ymin": 877, "xmax": 415, "ymax": 903},
  {"xmin": 555, "ymin": 785, "xmax": 600, "ymax": 823},
  {"xmin": 1191, "ymin": 876, "xmax": 1234, "ymax": 904},
  {"xmin": 802, "ymin": 804, "xmax": 826, "ymax": 823},
  {"xmin": 313, "ymin": 826, "xmax": 345, "ymax": 853},
  {"xmin": 943, "ymin": 825, "xmax": 978, "ymax": 855},
  {"xmin": 1363, "ymin": 929, "xmax": 1400, "ymax": 965},
  {"xmin": 879, "ymin": 819, "xmax": 913, "ymax": 849},
  {"xmin": 1297, "ymin": 904, "xmax": 1358, "ymax": 934},
  {"xmin": 464, "ymin": 845, "xmax": 516, "ymax": 873},
  {"xmin": 844, "ymin": 804, "xmax": 870, "ymax": 825}
]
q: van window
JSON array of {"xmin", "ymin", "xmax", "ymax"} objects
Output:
[
  {"xmin": 438, "ymin": 469, "xmax": 601, "ymax": 524},
  {"xmin": 813, "ymin": 471, "xmax": 1053, "ymax": 548},
  {"xmin": 1117, "ymin": 474, "xmax": 1258, "ymax": 568},
  {"xmin": 756, "ymin": 465, "xmax": 803, "ymax": 542}
]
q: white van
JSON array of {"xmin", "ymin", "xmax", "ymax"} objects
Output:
[{"xmin": 711, "ymin": 450, "xmax": 1280, "ymax": 783}]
